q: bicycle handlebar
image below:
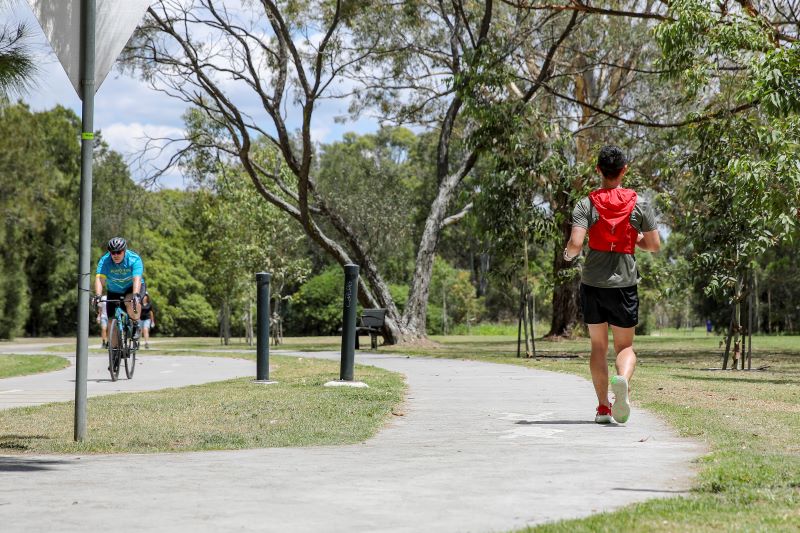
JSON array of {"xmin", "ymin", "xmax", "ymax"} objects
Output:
[{"xmin": 92, "ymin": 295, "xmax": 140, "ymax": 312}]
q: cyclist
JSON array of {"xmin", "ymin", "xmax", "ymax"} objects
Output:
[{"xmin": 94, "ymin": 237, "xmax": 146, "ymax": 344}]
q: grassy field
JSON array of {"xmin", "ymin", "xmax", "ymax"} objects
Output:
[
  {"xmin": 0, "ymin": 354, "xmax": 405, "ymax": 454},
  {"xmin": 0, "ymin": 354, "xmax": 69, "ymax": 379}
]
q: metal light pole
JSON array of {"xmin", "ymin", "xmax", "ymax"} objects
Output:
[{"xmin": 74, "ymin": 0, "xmax": 96, "ymax": 442}]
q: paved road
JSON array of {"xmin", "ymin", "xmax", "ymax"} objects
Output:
[
  {"xmin": 0, "ymin": 342, "xmax": 255, "ymax": 409},
  {"xmin": 0, "ymin": 343, "xmax": 705, "ymax": 532}
]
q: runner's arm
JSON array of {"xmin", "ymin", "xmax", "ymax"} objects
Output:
[
  {"xmin": 637, "ymin": 229, "xmax": 660, "ymax": 252},
  {"xmin": 564, "ymin": 226, "xmax": 587, "ymax": 261}
]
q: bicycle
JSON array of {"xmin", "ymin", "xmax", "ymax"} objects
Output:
[{"xmin": 95, "ymin": 297, "xmax": 139, "ymax": 381}]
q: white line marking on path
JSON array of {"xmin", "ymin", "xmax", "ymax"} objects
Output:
[
  {"xmin": 496, "ymin": 427, "xmax": 565, "ymax": 439},
  {"xmin": 0, "ymin": 389, "xmax": 24, "ymax": 394},
  {"xmin": 499, "ymin": 412, "xmax": 554, "ymax": 422}
]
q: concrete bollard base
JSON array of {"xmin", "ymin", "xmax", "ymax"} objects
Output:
[{"xmin": 323, "ymin": 380, "xmax": 369, "ymax": 388}]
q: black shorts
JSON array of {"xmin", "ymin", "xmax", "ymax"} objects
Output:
[
  {"xmin": 106, "ymin": 282, "xmax": 146, "ymax": 321},
  {"xmin": 580, "ymin": 283, "xmax": 638, "ymax": 328}
]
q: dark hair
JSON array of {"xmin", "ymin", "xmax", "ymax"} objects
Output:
[{"xmin": 597, "ymin": 145, "xmax": 627, "ymax": 179}]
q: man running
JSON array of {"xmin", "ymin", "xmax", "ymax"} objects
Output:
[
  {"xmin": 95, "ymin": 237, "xmax": 146, "ymax": 343},
  {"xmin": 563, "ymin": 146, "xmax": 660, "ymax": 424}
]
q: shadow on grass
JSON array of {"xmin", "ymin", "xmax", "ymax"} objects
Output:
[
  {"xmin": 677, "ymin": 374, "xmax": 798, "ymax": 385},
  {"xmin": 0, "ymin": 434, "xmax": 52, "ymax": 455}
]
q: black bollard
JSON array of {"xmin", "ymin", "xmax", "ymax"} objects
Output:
[
  {"xmin": 255, "ymin": 272, "xmax": 273, "ymax": 382},
  {"xmin": 340, "ymin": 264, "xmax": 359, "ymax": 381}
]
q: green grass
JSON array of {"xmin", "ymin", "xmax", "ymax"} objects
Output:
[
  {"xmin": 0, "ymin": 354, "xmax": 405, "ymax": 454},
  {"xmin": 0, "ymin": 354, "xmax": 69, "ymax": 378}
]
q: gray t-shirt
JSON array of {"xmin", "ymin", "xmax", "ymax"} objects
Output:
[{"xmin": 571, "ymin": 195, "xmax": 658, "ymax": 288}]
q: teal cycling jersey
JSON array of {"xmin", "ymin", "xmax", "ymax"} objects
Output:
[{"xmin": 96, "ymin": 250, "xmax": 144, "ymax": 293}]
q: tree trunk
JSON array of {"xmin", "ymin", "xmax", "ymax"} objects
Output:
[
  {"xmin": 767, "ymin": 287, "xmax": 772, "ymax": 333},
  {"xmin": 220, "ymin": 300, "xmax": 231, "ymax": 346},
  {"xmin": 401, "ymin": 153, "xmax": 477, "ymax": 341},
  {"xmin": 478, "ymin": 252, "xmax": 490, "ymax": 297},
  {"xmin": 547, "ymin": 219, "xmax": 581, "ymax": 337},
  {"xmin": 245, "ymin": 300, "xmax": 253, "ymax": 346}
]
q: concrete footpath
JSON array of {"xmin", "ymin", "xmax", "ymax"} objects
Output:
[
  {"xmin": 0, "ymin": 342, "xmax": 255, "ymax": 409},
  {"xmin": 0, "ymin": 342, "xmax": 705, "ymax": 532}
]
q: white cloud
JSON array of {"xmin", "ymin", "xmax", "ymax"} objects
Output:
[
  {"xmin": 310, "ymin": 125, "xmax": 331, "ymax": 144},
  {"xmin": 13, "ymin": 0, "xmax": 384, "ymax": 191},
  {"xmin": 102, "ymin": 122, "xmax": 188, "ymax": 189},
  {"xmin": 102, "ymin": 122, "xmax": 184, "ymax": 154}
]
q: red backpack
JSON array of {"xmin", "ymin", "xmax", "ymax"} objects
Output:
[{"xmin": 587, "ymin": 188, "xmax": 638, "ymax": 254}]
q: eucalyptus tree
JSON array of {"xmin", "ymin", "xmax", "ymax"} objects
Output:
[
  {"xmin": 655, "ymin": 0, "xmax": 800, "ymax": 366},
  {"xmin": 316, "ymin": 127, "xmax": 419, "ymax": 283},
  {"xmin": 122, "ymin": 0, "xmax": 502, "ymax": 342},
  {"xmin": 467, "ymin": 1, "xmax": 690, "ymax": 336},
  {"xmin": 179, "ymin": 108, "xmax": 311, "ymax": 343}
]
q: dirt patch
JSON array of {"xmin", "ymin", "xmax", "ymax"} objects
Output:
[{"xmin": 393, "ymin": 338, "xmax": 443, "ymax": 349}]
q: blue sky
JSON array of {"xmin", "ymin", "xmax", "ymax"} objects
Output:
[{"xmin": 11, "ymin": 1, "xmax": 380, "ymax": 189}]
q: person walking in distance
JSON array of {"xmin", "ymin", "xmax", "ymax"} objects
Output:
[
  {"xmin": 563, "ymin": 146, "xmax": 660, "ymax": 424},
  {"xmin": 97, "ymin": 295, "xmax": 108, "ymax": 348},
  {"xmin": 140, "ymin": 293, "xmax": 156, "ymax": 349}
]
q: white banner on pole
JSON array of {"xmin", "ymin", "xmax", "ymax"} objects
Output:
[{"xmin": 26, "ymin": 0, "xmax": 152, "ymax": 97}]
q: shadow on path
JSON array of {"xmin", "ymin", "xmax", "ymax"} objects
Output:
[
  {"xmin": 516, "ymin": 420, "xmax": 596, "ymax": 425},
  {"xmin": 0, "ymin": 455, "xmax": 70, "ymax": 472}
]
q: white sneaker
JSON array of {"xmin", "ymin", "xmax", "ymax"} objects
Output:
[{"xmin": 610, "ymin": 375, "xmax": 631, "ymax": 423}]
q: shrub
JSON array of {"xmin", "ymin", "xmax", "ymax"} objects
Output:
[{"xmin": 286, "ymin": 267, "xmax": 346, "ymax": 335}]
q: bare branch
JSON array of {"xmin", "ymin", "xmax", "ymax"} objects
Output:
[{"xmin": 441, "ymin": 202, "xmax": 474, "ymax": 228}]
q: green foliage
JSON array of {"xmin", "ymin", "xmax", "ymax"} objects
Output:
[
  {"xmin": 316, "ymin": 127, "xmax": 420, "ymax": 282},
  {"xmin": 0, "ymin": 102, "xmax": 80, "ymax": 338},
  {"xmin": 160, "ymin": 293, "xmax": 217, "ymax": 336},
  {"xmin": 0, "ymin": 22, "xmax": 36, "ymax": 96},
  {"xmin": 671, "ymin": 115, "xmax": 800, "ymax": 300},
  {"xmin": 654, "ymin": 1, "xmax": 800, "ymax": 327},
  {"xmin": 654, "ymin": 0, "xmax": 772, "ymax": 97},
  {"xmin": 182, "ymin": 110, "xmax": 310, "ymax": 338},
  {"xmin": 427, "ymin": 257, "xmax": 482, "ymax": 334},
  {"xmin": 747, "ymin": 47, "xmax": 800, "ymax": 116},
  {"xmin": 287, "ymin": 267, "xmax": 346, "ymax": 335}
]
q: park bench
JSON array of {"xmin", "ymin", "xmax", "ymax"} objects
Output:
[{"xmin": 355, "ymin": 308, "xmax": 387, "ymax": 350}]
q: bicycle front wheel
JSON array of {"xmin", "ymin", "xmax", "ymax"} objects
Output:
[
  {"xmin": 124, "ymin": 330, "xmax": 136, "ymax": 379},
  {"xmin": 108, "ymin": 318, "xmax": 122, "ymax": 381}
]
